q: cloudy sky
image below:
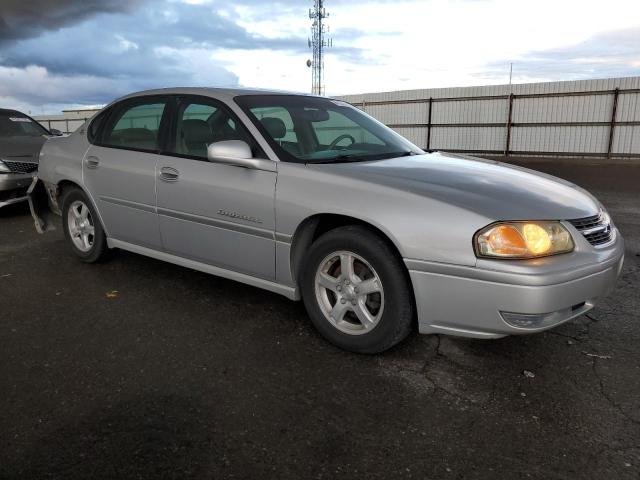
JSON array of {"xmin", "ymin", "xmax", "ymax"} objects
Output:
[{"xmin": 0, "ymin": 0, "xmax": 639, "ymax": 114}]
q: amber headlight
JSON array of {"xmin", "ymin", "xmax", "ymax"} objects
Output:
[{"xmin": 475, "ymin": 221, "xmax": 574, "ymax": 259}]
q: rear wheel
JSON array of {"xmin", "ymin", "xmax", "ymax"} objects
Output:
[
  {"xmin": 61, "ymin": 188, "xmax": 108, "ymax": 263},
  {"xmin": 301, "ymin": 225, "xmax": 414, "ymax": 353}
]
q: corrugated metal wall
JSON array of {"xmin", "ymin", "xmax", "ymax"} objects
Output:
[{"xmin": 338, "ymin": 76, "xmax": 640, "ymax": 158}]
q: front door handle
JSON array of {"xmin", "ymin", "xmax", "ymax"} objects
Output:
[
  {"xmin": 85, "ymin": 156, "xmax": 100, "ymax": 169},
  {"xmin": 159, "ymin": 166, "xmax": 179, "ymax": 182}
]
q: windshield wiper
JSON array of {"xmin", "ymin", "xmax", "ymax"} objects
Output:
[
  {"xmin": 305, "ymin": 154, "xmax": 366, "ymax": 164},
  {"xmin": 305, "ymin": 151, "xmax": 418, "ymax": 164},
  {"xmin": 393, "ymin": 151, "xmax": 418, "ymax": 157}
]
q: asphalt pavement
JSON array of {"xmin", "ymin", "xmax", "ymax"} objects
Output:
[{"xmin": 0, "ymin": 158, "xmax": 638, "ymax": 479}]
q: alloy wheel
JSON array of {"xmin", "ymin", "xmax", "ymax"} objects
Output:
[
  {"xmin": 314, "ymin": 250, "xmax": 385, "ymax": 335},
  {"xmin": 67, "ymin": 200, "xmax": 95, "ymax": 252}
]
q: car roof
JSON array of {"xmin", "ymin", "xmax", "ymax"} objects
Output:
[
  {"xmin": 111, "ymin": 87, "xmax": 325, "ymax": 106},
  {"xmin": 0, "ymin": 108, "xmax": 28, "ymax": 115}
]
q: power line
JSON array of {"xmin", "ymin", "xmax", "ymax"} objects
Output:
[{"xmin": 307, "ymin": 0, "xmax": 332, "ymax": 95}]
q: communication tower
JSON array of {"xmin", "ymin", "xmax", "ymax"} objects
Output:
[{"xmin": 307, "ymin": 0, "xmax": 332, "ymax": 95}]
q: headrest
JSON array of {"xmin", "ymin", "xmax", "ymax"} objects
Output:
[
  {"xmin": 260, "ymin": 117, "xmax": 286, "ymax": 139},
  {"xmin": 182, "ymin": 119, "xmax": 212, "ymax": 143}
]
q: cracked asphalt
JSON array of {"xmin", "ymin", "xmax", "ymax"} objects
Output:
[{"xmin": 1, "ymin": 158, "xmax": 639, "ymax": 479}]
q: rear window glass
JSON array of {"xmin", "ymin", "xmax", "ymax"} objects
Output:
[
  {"xmin": 0, "ymin": 112, "xmax": 48, "ymax": 137},
  {"xmin": 102, "ymin": 102, "xmax": 166, "ymax": 151}
]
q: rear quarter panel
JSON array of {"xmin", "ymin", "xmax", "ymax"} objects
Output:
[{"xmin": 38, "ymin": 130, "xmax": 90, "ymax": 188}]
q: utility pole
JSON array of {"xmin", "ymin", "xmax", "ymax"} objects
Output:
[{"xmin": 307, "ymin": 0, "xmax": 332, "ymax": 95}]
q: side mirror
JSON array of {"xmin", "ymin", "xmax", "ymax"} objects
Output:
[
  {"xmin": 49, "ymin": 129, "xmax": 63, "ymax": 136},
  {"xmin": 207, "ymin": 140, "xmax": 275, "ymax": 172}
]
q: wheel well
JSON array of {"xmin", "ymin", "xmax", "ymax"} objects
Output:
[
  {"xmin": 42, "ymin": 179, "xmax": 83, "ymax": 214},
  {"xmin": 56, "ymin": 180, "xmax": 84, "ymax": 202},
  {"xmin": 54, "ymin": 180, "xmax": 104, "ymax": 224},
  {"xmin": 290, "ymin": 213, "xmax": 405, "ymax": 287},
  {"xmin": 57, "ymin": 180, "xmax": 82, "ymax": 197}
]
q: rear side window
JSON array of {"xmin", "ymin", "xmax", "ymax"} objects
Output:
[
  {"xmin": 87, "ymin": 109, "xmax": 109, "ymax": 143},
  {"xmin": 101, "ymin": 101, "xmax": 167, "ymax": 151}
]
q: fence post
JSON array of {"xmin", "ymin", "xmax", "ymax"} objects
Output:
[
  {"xmin": 504, "ymin": 93, "xmax": 514, "ymax": 156},
  {"xmin": 426, "ymin": 97, "xmax": 433, "ymax": 151},
  {"xmin": 607, "ymin": 88, "xmax": 619, "ymax": 159}
]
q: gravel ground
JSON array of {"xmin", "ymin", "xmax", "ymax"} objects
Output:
[{"xmin": 0, "ymin": 158, "xmax": 638, "ymax": 479}]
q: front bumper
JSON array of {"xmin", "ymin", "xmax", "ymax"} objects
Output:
[
  {"xmin": 0, "ymin": 172, "xmax": 34, "ymax": 207},
  {"xmin": 406, "ymin": 232, "xmax": 625, "ymax": 338}
]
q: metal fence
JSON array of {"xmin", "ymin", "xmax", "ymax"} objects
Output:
[{"xmin": 339, "ymin": 77, "xmax": 640, "ymax": 159}]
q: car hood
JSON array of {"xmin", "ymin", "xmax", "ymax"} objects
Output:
[
  {"xmin": 0, "ymin": 135, "xmax": 47, "ymax": 163},
  {"xmin": 313, "ymin": 152, "xmax": 600, "ymax": 221}
]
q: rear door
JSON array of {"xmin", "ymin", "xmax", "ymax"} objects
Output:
[
  {"xmin": 155, "ymin": 95, "xmax": 277, "ymax": 279},
  {"xmin": 84, "ymin": 96, "xmax": 169, "ymax": 249}
]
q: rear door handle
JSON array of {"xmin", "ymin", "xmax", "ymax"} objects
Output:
[
  {"xmin": 85, "ymin": 156, "xmax": 100, "ymax": 169},
  {"xmin": 159, "ymin": 166, "xmax": 179, "ymax": 182}
]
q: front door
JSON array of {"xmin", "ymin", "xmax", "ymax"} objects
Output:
[
  {"xmin": 84, "ymin": 97, "xmax": 169, "ymax": 249},
  {"xmin": 156, "ymin": 96, "xmax": 277, "ymax": 279}
]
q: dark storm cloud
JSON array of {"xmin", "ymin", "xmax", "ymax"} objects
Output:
[
  {"xmin": 0, "ymin": 0, "xmax": 147, "ymax": 44},
  {"xmin": 0, "ymin": 0, "xmax": 369, "ymax": 110},
  {"xmin": 0, "ymin": 2, "xmax": 368, "ymax": 82},
  {"xmin": 479, "ymin": 27, "xmax": 640, "ymax": 81}
]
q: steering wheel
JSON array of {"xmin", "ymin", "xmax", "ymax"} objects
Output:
[{"xmin": 329, "ymin": 134, "xmax": 356, "ymax": 150}]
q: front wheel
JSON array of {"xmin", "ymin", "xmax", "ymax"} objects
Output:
[
  {"xmin": 301, "ymin": 226, "xmax": 415, "ymax": 353},
  {"xmin": 61, "ymin": 188, "xmax": 108, "ymax": 263}
]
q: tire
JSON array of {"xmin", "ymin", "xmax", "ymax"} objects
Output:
[
  {"xmin": 301, "ymin": 225, "xmax": 415, "ymax": 353},
  {"xmin": 61, "ymin": 187, "xmax": 108, "ymax": 263}
]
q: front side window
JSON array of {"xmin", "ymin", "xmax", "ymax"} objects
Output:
[
  {"xmin": 248, "ymin": 106, "xmax": 299, "ymax": 155},
  {"xmin": 235, "ymin": 95, "xmax": 422, "ymax": 163},
  {"xmin": 171, "ymin": 99, "xmax": 254, "ymax": 159},
  {"xmin": 0, "ymin": 111, "xmax": 49, "ymax": 138},
  {"xmin": 102, "ymin": 101, "xmax": 167, "ymax": 151}
]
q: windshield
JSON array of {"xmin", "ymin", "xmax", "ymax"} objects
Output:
[
  {"xmin": 0, "ymin": 112, "xmax": 49, "ymax": 138},
  {"xmin": 235, "ymin": 95, "xmax": 423, "ymax": 163}
]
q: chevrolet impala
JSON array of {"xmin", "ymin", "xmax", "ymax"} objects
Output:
[{"xmin": 29, "ymin": 88, "xmax": 624, "ymax": 353}]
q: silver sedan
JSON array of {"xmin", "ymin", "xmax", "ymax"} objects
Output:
[{"xmin": 30, "ymin": 88, "xmax": 624, "ymax": 353}]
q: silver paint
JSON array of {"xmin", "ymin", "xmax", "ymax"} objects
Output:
[{"xmin": 32, "ymin": 87, "xmax": 624, "ymax": 339}]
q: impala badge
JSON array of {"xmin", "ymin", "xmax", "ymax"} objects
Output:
[{"xmin": 217, "ymin": 209, "xmax": 262, "ymax": 224}]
